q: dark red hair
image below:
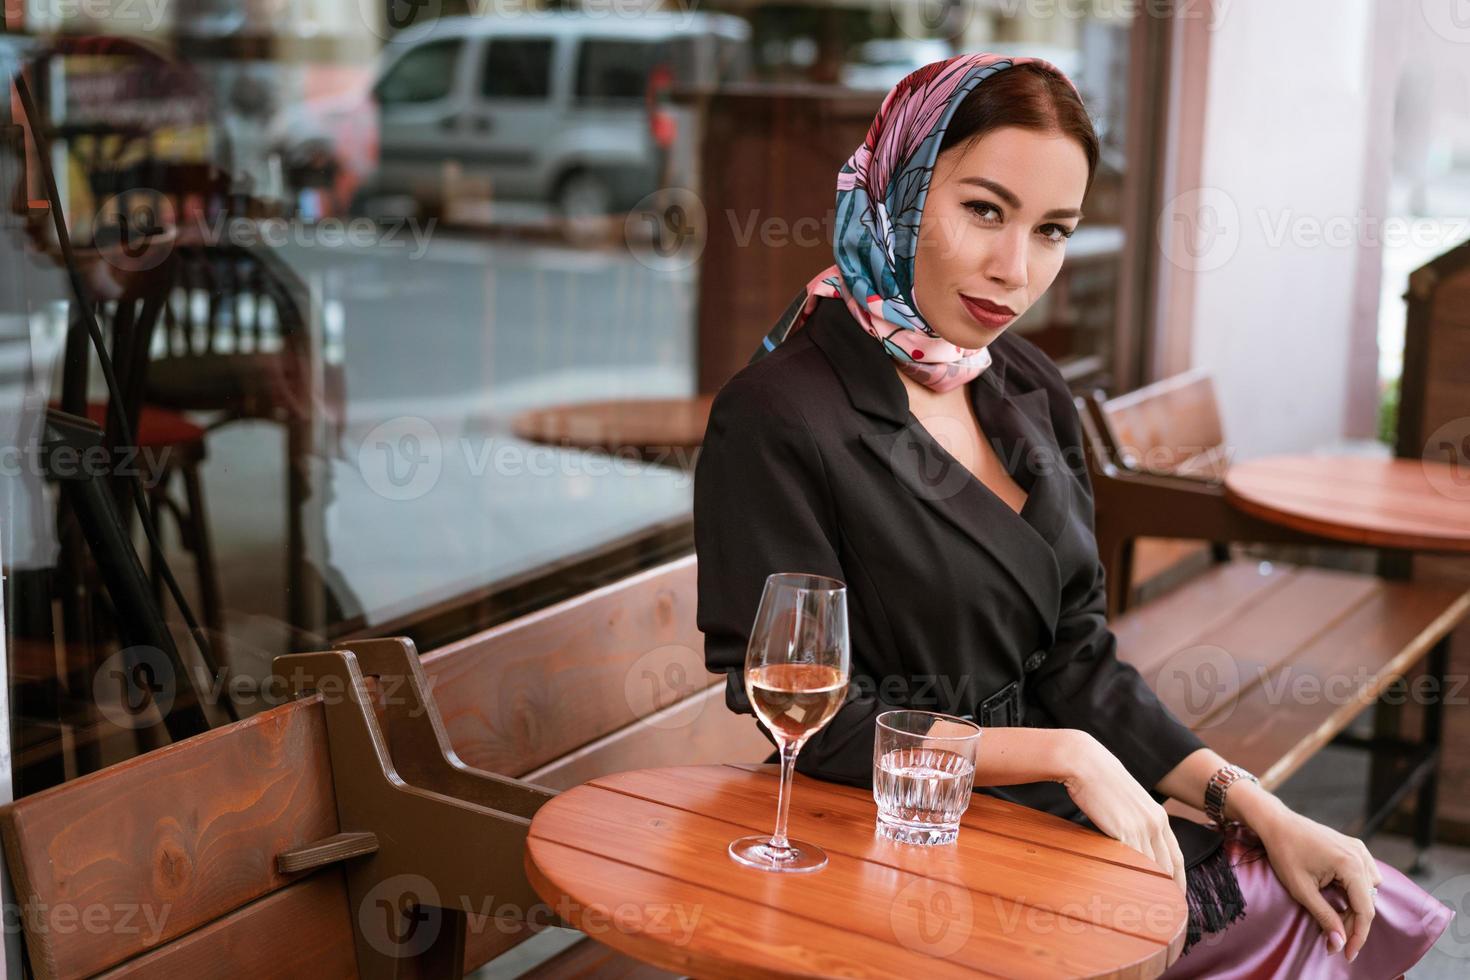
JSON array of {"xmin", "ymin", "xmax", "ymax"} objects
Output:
[{"xmin": 937, "ymin": 63, "xmax": 1100, "ymax": 198}]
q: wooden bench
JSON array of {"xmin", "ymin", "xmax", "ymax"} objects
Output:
[
  {"xmin": 1079, "ymin": 380, "xmax": 1469, "ymax": 868},
  {"xmin": 0, "ymin": 558, "xmax": 770, "ymax": 978}
]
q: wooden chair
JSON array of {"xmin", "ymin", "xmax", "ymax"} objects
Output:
[
  {"xmin": 146, "ymin": 241, "xmax": 354, "ymax": 636},
  {"xmin": 1080, "ymin": 373, "xmax": 1328, "ymax": 618}
]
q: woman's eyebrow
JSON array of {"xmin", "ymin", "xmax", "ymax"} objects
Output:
[{"xmin": 958, "ymin": 176, "xmax": 1084, "ymax": 220}]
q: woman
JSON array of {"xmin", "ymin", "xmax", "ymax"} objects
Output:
[{"xmin": 692, "ymin": 54, "xmax": 1453, "ymax": 977}]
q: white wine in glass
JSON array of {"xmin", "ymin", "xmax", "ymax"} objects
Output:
[{"xmin": 728, "ymin": 572, "xmax": 851, "ymax": 873}]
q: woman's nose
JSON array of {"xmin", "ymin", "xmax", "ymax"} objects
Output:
[{"xmin": 983, "ymin": 231, "xmax": 1029, "ymax": 290}]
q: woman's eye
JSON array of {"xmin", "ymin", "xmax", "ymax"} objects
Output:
[
  {"xmin": 965, "ymin": 202, "xmax": 1075, "ymax": 244},
  {"xmin": 963, "ymin": 201, "xmax": 1001, "ymax": 223}
]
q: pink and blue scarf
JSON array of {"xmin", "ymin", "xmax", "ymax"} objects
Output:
[{"xmin": 786, "ymin": 54, "xmax": 1081, "ymax": 393}]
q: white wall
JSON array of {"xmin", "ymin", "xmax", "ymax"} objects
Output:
[{"xmin": 1172, "ymin": 0, "xmax": 1379, "ymax": 459}]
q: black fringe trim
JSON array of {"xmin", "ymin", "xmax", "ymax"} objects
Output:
[{"xmin": 1183, "ymin": 842, "xmax": 1248, "ymax": 954}]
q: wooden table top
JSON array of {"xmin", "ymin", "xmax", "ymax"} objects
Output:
[
  {"xmin": 510, "ymin": 395, "xmax": 714, "ymax": 460},
  {"xmin": 1224, "ymin": 454, "xmax": 1470, "ymax": 553},
  {"xmin": 524, "ymin": 764, "xmax": 1187, "ymax": 979}
]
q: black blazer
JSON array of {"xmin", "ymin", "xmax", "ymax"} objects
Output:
[{"xmin": 693, "ymin": 295, "xmax": 1207, "ymax": 823}]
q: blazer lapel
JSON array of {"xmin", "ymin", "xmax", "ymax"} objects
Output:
[
  {"xmin": 973, "ymin": 382, "xmax": 1071, "ymax": 549},
  {"xmin": 802, "ymin": 298, "xmax": 1063, "ymax": 638}
]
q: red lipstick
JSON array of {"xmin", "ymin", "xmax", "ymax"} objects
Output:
[{"xmin": 959, "ymin": 294, "xmax": 1017, "ymax": 328}]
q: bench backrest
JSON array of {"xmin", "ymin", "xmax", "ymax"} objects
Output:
[
  {"xmin": 1094, "ymin": 370, "xmax": 1228, "ymax": 481},
  {"xmin": 417, "ymin": 553, "xmax": 767, "ymax": 790},
  {"xmin": 0, "ymin": 696, "xmax": 352, "ymax": 980}
]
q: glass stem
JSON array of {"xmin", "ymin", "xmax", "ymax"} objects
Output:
[{"xmin": 770, "ymin": 739, "xmax": 800, "ymax": 854}]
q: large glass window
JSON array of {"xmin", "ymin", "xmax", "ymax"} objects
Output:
[{"xmin": 0, "ymin": 3, "xmax": 1167, "ymax": 804}]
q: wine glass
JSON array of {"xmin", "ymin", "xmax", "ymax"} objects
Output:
[{"xmin": 728, "ymin": 572, "xmax": 851, "ymax": 873}]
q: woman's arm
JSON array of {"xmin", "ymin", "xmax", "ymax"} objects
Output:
[
  {"xmin": 693, "ymin": 374, "xmax": 876, "ymax": 783},
  {"xmin": 1158, "ymin": 747, "xmax": 1383, "ymax": 963}
]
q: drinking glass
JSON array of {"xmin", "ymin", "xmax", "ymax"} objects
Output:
[
  {"xmin": 728, "ymin": 572, "xmax": 851, "ymax": 873},
  {"xmin": 873, "ymin": 710, "xmax": 981, "ymax": 845}
]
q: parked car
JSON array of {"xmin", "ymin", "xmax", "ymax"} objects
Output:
[{"xmin": 323, "ymin": 11, "xmax": 750, "ymax": 239}]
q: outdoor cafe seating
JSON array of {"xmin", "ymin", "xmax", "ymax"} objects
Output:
[{"xmin": 2, "ymin": 6, "xmax": 1469, "ymax": 979}]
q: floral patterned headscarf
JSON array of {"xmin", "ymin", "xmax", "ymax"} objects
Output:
[{"xmin": 785, "ymin": 54, "xmax": 1083, "ymax": 393}]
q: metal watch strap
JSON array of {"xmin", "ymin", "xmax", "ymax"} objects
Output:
[{"xmin": 1204, "ymin": 763, "xmax": 1258, "ymax": 826}]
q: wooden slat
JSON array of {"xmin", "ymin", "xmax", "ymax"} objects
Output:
[
  {"xmin": 528, "ymin": 838, "xmax": 995, "ymax": 980},
  {"xmin": 1112, "ymin": 560, "xmax": 1290, "ymax": 670},
  {"xmin": 96, "ymin": 872, "xmax": 356, "ymax": 979},
  {"xmin": 524, "ymin": 684, "xmax": 773, "ymax": 791},
  {"xmin": 1134, "ymin": 568, "xmax": 1382, "ymax": 728},
  {"xmin": 0, "ymin": 698, "xmax": 338, "ymax": 980},
  {"xmin": 700, "ymin": 763, "xmax": 1164, "ymax": 876},
  {"xmin": 422, "ymin": 556, "xmax": 713, "ymax": 776},
  {"xmin": 1199, "ymin": 583, "xmax": 1470, "ymax": 788}
]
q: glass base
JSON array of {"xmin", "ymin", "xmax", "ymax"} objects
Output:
[
  {"xmin": 876, "ymin": 815, "xmax": 959, "ymax": 846},
  {"xmin": 728, "ymin": 835, "xmax": 828, "ymax": 873}
]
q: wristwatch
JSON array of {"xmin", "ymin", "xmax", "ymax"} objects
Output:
[{"xmin": 1204, "ymin": 763, "xmax": 1259, "ymax": 826}]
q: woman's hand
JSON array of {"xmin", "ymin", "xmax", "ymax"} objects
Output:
[
  {"xmin": 1247, "ymin": 802, "xmax": 1384, "ymax": 962},
  {"xmin": 1056, "ymin": 731, "xmax": 1187, "ymax": 895}
]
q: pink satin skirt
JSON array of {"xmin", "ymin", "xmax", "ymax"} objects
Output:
[{"xmin": 1160, "ymin": 825, "xmax": 1454, "ymax": 978}]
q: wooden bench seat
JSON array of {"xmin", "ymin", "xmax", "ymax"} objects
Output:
[{"xmin": 1113, "ymin": 561, "xmax": 1468, "ymax": 801}]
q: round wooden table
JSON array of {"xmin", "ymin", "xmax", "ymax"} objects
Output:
[
  {"xmin": 1224, "ymin": 455, "xmax": 1470, "ymax": 553},
  {"xmin": 524, "ymin": 764, "xmax": 1187, "ymax": 978},
  {"xmin": 510, "ymin": 395, "xmax": 713, "ymax": 469}
]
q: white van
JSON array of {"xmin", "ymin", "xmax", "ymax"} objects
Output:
[{"xmin": 357, "ymin": 11, "xmax": 750, "ymax": 235}]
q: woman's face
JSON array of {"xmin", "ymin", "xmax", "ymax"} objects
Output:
[{"xmin": 912, "ymin": 125, "xmax": 1089, "ymax": 350}]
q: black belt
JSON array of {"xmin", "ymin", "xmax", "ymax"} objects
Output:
[{"xmin": 963, "ymin": 649, "xmax": 1047, "ymax": 728}]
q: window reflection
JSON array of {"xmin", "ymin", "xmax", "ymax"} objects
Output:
[{"xmin": 1, "ymin": 2, "xmax": 1155, "ymax": 794}]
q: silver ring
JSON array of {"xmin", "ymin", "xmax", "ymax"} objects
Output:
[{"xmin": 1369, "ymin": 886, "xmax": 1379, "ymax": 898}]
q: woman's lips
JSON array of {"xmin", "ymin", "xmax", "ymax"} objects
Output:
[{"xmin": 959, "ymin": 294, "xmax": 1017, "ymax": 328}]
